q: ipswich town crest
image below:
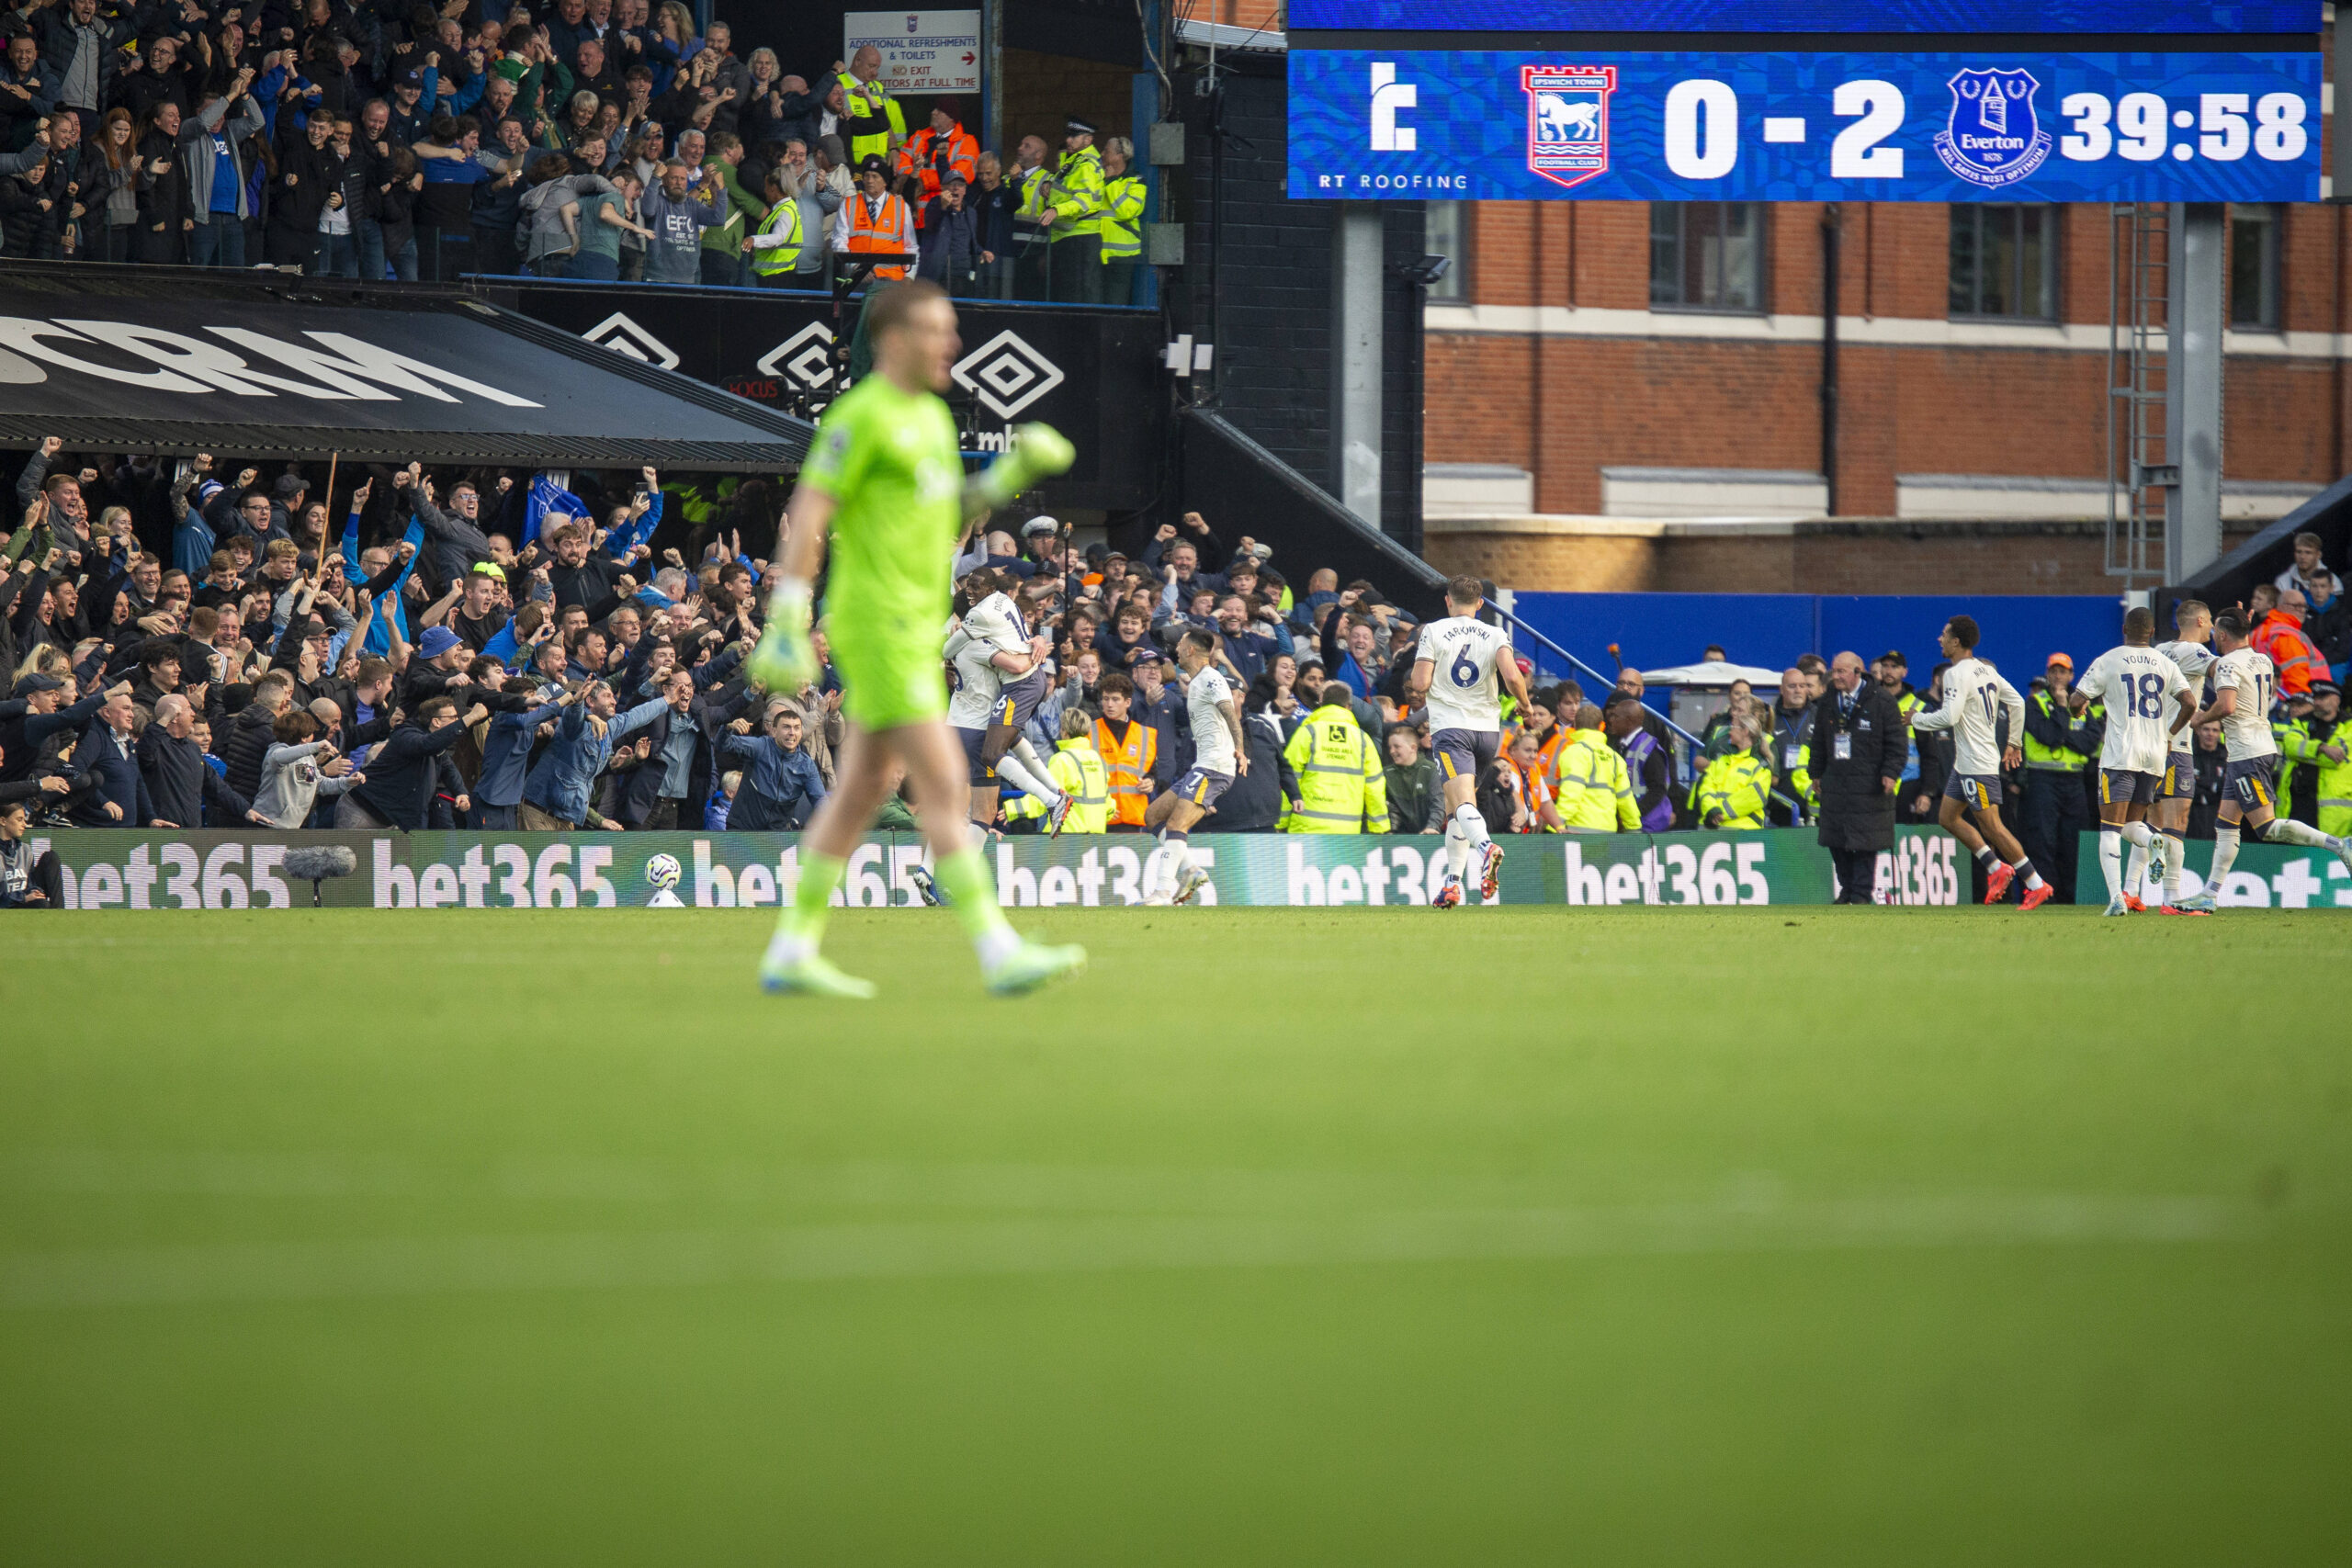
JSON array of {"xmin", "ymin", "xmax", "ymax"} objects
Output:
[
  {"xmin": 1522, "ymin": 65, "xmax": 1617, "ymax": 190},
  {"xmin": 1932, "ymin": 68, "xmax": 2052, "ymax": 189}
]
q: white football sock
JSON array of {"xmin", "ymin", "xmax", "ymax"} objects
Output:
[
  {"xmin": 994, "ymin": 752, "xmax": 1064, "ymax": 808},
  {"xmin": 1442, "ymin": 817, "xmax": 1470, "ymax": 877},
  {"xmin": 2120, "ymin": 820, "xmax": 2153, "ymax": 897},
  {"xmin": 2160, "ymin": 833, "xmax": 2185, "ymax": 901},
  {"xmin": 1012, "ymin": 737, "xmax": 1056, "ymax": 780},
  {"xmin": 2261, "ymin": 816, "xmax": 2335, "ymax": 850},
  {"xmin": 1455, "ymin": 803, "xmax": 1492, "ymax": 852},
  {"xmin": 2098, "ymin": 829, "xmax": 2122, "ymax": 903},
  {"xmin": 2208, "ymin": 825, "xmax": 2241, "ymax": 886},
  {"xmin": 2010, "ymin": 858, "xmax": 2046, "ymax": 891}
]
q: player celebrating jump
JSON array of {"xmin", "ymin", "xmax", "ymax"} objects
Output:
[
  {"xmin": 1143, "ymin": 628, "xmax": 1245, "ymax": 906},
  {"xmin": 2173, "ymin": 610, "xmax": 2352, "ymax": 911},
  {"xmin": 2069, "ymin": 606, "xmax": 2194, "ymax": 916},
  {"xmin": 749, "ymin": 279, "xmax": 1085, "ymax": 998},
  {"xmin": 950, "ymin": 573, "xmax": 1071, "ymax": 833},
  {"xmin": 1909, "ymin": 615, "xmax": 2055, "ymax": 908},
  {"xmin": 1404, "ymin": 575, "xmax": 1528, "ymax": 908}
]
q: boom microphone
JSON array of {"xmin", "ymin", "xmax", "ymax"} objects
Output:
[{"xmin": 282, "ymin": 844, "xmax": 358, "ymax": 908}]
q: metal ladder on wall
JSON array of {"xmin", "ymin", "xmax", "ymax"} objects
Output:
[{"xmin": 2107, "ymin": 203, "xmax": 2171, "ymax": 586}]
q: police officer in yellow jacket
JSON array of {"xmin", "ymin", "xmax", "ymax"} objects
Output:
[
  {"xmin": 1694, "ymin": 717, "xmax": 1773, "ymax": 829},
  {"xmin": 1043, "ymin": 114, "xmax": 1108, "ymax": 304},
  {"xmin": 1281, "ymin": 684, "xmax": 1387, "ymax": 832},
  {"xmin": 1552, "ymin": 704, "xmax": 1641, "ymax": 831},
  {"xmin": 2285, "ymin": 679, "xmax": 2350, "ymax": 834},
  {"xmin": 1006, "ymin": 710, "xmax": 1111, "ymax": 833},
  {"xmin": 1099, "ymin": 134, "xmax": 1146, "ymax": 307}
]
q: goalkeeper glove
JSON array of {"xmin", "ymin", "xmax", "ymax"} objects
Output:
[
  {"xmin": 971, "ymin": 423, "xmax": 1076, "ymax": 508},
  {"xmin": 748, "ymin": 577, "xmax": 818, "ymax": 692}
]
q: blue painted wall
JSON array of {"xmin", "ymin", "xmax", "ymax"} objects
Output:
[{"xmin": 1510, "ymin": 592, "xmax": 2125, "ymax": 687}]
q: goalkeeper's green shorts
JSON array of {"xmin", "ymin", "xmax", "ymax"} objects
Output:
[{"xmin": 831, "ymin": 619, "xmax": 949, "ymax": 731}]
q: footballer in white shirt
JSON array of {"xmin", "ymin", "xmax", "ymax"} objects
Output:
[
  {"xmin": 2069, "ymin": 606, "xmax": 2195, "ymax": 915},
  {"xmin": 2175, "ymin": 610, "xmax": 2352, "ymax": 910},
  {"xmin": 1909, "ymin": 615, "xmax": 2054, "ymax": 908},
  {"xmin": 2145, "ymin": 599, "xmax": 2219, "ymax": 909},
  {"xmin": 961, "ymin": 575, "xmax": 1074, "ymax": 835},
  {"xmin": 1403, "ymin": 576, "xmax": 1532, "ymax": 908},
  {"xmin": 1142, "ymin": 628, "xmax": 1247, "ymax": 906}
]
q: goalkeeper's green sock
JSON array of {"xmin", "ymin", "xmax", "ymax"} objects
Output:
[
  {"xmin": 931, "ymin": 846, "xmax": 1021, "ymax": 967},
  {"xmin": 772, "ymin": 851, "xmax": 846, "ymax": 957}
]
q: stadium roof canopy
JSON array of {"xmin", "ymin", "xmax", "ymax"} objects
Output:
[{"xmin": 0, "ymin": 264, "xmax": 814, "ymax": 472}]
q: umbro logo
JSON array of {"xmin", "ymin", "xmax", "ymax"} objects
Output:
[
  {"xmin": 756, "ymin": 321, "xmax": 836, "ymax": 389},
  {"xmin": 581, "ymin": 311, "xmax": 680, "ymax": 369},
  {"xmin": 952, "ymin": 330, "xmax": 1064, "ymax": 420}
]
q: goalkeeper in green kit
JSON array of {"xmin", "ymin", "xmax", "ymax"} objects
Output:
[{"xmin": 748, "ymin": 279, "xmax": 1086, "ymax": 998}]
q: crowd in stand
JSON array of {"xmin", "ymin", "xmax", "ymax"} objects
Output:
[
  {"xmin": 4, "ymin": 433, "xmax": 2345, "ymax": 908},
  {"xmin": 0, "ymin": 0, "xmax": 1145, "ymax": 299}
]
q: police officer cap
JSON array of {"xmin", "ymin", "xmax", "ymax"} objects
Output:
[
  {"xmin": 2309, "ymin": 679, "xmax": 2341, "ymax": 698},
  {"xmin": 1066, "ymin": 114, "xmax": 1098, "ymax": 135}
]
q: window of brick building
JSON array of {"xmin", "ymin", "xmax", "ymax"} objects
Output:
[
  {"xmin": 1649, "ymin": 202, "xmax": 1764, "ymax": 312},
  {"xmin": 2229, "ymin": 204, "xmax": 2283, "ymax": 330},
  {"xmin": 1948, "ymin": 204, "xmax": 2059, "ymax": 321},
  {"xmin": 1425, "ymin": 201, "xmax": 1469, "ymax": 302}
]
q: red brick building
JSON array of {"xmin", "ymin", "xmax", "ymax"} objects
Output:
[{"xmin": 1418, "ymin": 199, "xmax": 2352, "ymax": 593}]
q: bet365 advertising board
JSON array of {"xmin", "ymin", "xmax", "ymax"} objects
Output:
[{"xmin": 27, "ymin": 829, "xmax": 2352, "ymax": 911}]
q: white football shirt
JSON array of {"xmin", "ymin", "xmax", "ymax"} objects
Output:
[
  {"xmin": 1913, "ymin": 656, "xmax": 2025, "ymax": 777},
  {"xmin": 1185, "ymin": 665, "xmax": 1238, "ymax": 776},
  {"xmin": 964, "ymin": 590, "xmax": 1029, "ymax": 657},
  {"xmin": 945, "ymin": 630, "xmax": 1008, "ymax": 728},
  {"xmin": 1414, "ymin": 615, "xmax": 1512, "ymax": 733},
  {"xmin": 2075, "ymin": 644, "xmax": 2190, "ymax": 774},
  {"xmin": 2154, "ymin": 638, "xmax": 2216, "ymax": 752},
  {"xmin": 2210, "ymin": 647, "xmax": 2280, "ymax": 761}
]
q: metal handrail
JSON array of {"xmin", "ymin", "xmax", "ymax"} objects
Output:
[{"xmin": 1486, "ymin": 602, "xmax": 1809, "ymax": 820}]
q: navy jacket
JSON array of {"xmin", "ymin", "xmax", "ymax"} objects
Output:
[
  {"xmin": 353, "ymin": 718, "xmax": 470, "ymax": 829},
  {"xmin": 714, "ymin": 732, "xmax": 826, "ymax": 830},
  {"xmin": 70, "ymin": 719, "xmax": 150, "ymax": 827},
  {"xmin": 138, "ymin": 727, "xmax": 253, "ymax": 829}
]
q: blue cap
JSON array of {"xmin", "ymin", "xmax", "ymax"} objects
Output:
[{"xmin": 419, "ymin": 626, "xmax": 461, "ymax": 660}]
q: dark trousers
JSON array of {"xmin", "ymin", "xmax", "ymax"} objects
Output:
[
  {"xmin": 357, "ymin": 217, "xmax": 387, "ymax": 280},
  {"xmin": 1049, "ymin": 234, "xmax": 1102, "ymax": 301},
  {"xmin": 189, "ymin": 218, "xmax": 245, "ymax": 267},
  {"xmin": 473, "ymin": 802, "xmax": 519, "ymax": 829},
  {"xmin": 1013, "ymin": 235, "xmax": 1051, "ymax": 300},
  {"xmin": 643, "ymin": 796, "xmax": 682, "ymax": 830},
  {"xmin": 0, "ymin": 849, "xmax": 65, "ymax": 908},
  {"xmin": 2018, "ymin": 768, "xmax": 2091, "ymax": 904},
  {"xmin": 418, "ymin": 228, "xmax": 473, "ymax": 281},
  {"xmin": 98, "ymin": 222, "xmax": 137, "ymax": 263},
  {"xmin": 700, "ymin": 249, "xmax": 743, "ymax": 288},
  {"xmin": 1828, "ymin": 846, "xmax": 1878, "ymax": 905},
  {"xmin": 313, "ymin": 231, "xmax": 359, "ymax": 276},
  {"xmin": 1102, "ymin": 257, "xmax": 1137, "ymax": 307},
  {"xmin": 264, "ymin": 225, "xmax": 317, "ymax": 270},
  {"xmin": 473, "ymin": 223, "xmax": 520, "ymax": 276}
]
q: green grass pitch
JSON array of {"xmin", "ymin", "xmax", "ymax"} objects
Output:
[{"xmin": 2, "ymin": 906, "xmax": 2346, "ymax": 1564}]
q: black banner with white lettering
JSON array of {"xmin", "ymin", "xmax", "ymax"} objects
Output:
[
  {"xmin": 0, "ymin": 269, "xmax": 812, "ymax": 470},
  {"xmin": 485, "ymin": 281, "xmax": 1165, "ymax": 513}
]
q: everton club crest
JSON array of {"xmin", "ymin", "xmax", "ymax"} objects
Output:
[
  {"xmin": 1933, "ymin": 68, "xmax": 2053, "ymax": 189},
  {"xmin": 1522, "ymin": 65, "xmax": 1617, "ymax": 191}
]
